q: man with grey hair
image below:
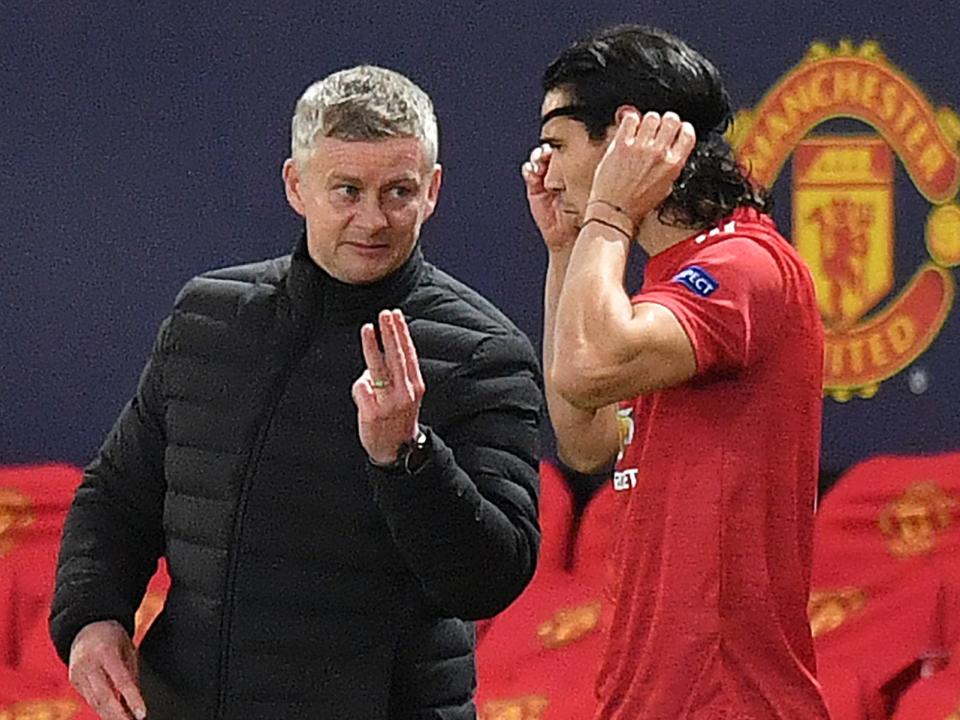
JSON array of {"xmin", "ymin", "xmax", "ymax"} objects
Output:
[{"xmin": 51, "ymin": 65, "xmax": 541, "ymax": 720}]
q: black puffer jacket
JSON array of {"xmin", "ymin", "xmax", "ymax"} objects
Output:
[{"xmin": 50, "ymin": 237, "xmax": 542, "ymax": 719}]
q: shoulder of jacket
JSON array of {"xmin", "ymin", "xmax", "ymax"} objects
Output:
[
  {"xmin": 405, "ymin": 264, "xmax": 540, "ymax": 386},
  {"xmin": 404, "ymin": 264, "xmax": 537, "ymax": 363},
  {"xmin": 172, "ymin": 255, "xmax": 290, "ymax": 318},
  {"xmin": 411, "ymin": 264, "xmax": 526, "ymax": 337}
]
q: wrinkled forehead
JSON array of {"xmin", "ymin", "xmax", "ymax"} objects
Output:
[{"xmin": 312, "ymin": 135, "xmax": 431, "ymax": 178}]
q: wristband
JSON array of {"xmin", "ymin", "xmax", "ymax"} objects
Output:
[
  {"xmin": 582, "ymin": 217, "xmax": 632, "ymax": 238},
  {"xmin": 584, "ymin": 198, "xmax": 637, "ymax": 238}
]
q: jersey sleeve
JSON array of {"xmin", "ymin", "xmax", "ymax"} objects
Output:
[{"xmin": 637, "ymin": 237, "xmax": 784, "ymax": 376}]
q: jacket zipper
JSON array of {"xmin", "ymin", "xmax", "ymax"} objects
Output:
[{"xmin": 215, "ymin": 306, "xmax": 318, "ymax": 718}]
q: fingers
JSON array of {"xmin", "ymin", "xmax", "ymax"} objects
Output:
[
  {"xmin": 74, "ymin": 665, "xmax": 138, "ymax": 720},
  {"xmin": 102, "ymin": 649, "xmax": 147, "ymax": 719},
  {"xmin": 354, "ymin": 312, "xmax": 423, "ymax": 464},
  {"xmin": 530, "ymin": 143, "xmax": 553, "ymax": 176},
  {"xmin": 635, "ymin": 111, "xmax": 661, "ymax": 146},
  {"xmin": 613, "ymin": 111, "xmax": 641, "ymax": 147},
  {"xmin": 656, "ymin": 112, "xmax": 682, "ymax": 147},
  {"xmin": 616, "ymin": 110, "xmax": 687, "ymax": 148},
  {"xmin": 357, "ymin": 310, "xmax": 423, "ymax": 410},
  {"xmin": 378, "ymin": 310, "xmax": 407, "ymax": 387},
  {"xmin": 360, "ymin": 322, "xmax": 388, "ymax": 383},
  {"xmin": 616, "ymin": 111, "xmax": 696, "ymax": 168},
  {"xmin": 393, "ymin": 310, "xmax": 425, "ymax": 397},
  {"xmin": 68, "ymin": 622, "xmax": 145, "ymax": 720},
  {"xmin": 352, "ymin": 371, "xmax": 378, "ymax": 412},
  {"xmin": 521, "ymin": 143, "xmax": 552, "ymax": 192},
  {"xmin": 669, "ymin": 121, "xmax": 697, "ymax": 165},
  {"xmin": 521, "ymin": 162, "xmax": 542, "ymax": 196}
]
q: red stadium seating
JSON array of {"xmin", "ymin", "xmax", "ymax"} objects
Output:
[
  {"xmin": 0, "ymin": 464, "xmax": 168, "ymax": 718},
  {"xmin": 811, "ymin": 451, "xmax": 960, "ymax": 719},
  {"xmin": 5, "ymin": 452, "xmax": 960, "ymax": 719},
  {"xmin": 475, "ymin": 461, "xmax": 622, "ymax": 719}
]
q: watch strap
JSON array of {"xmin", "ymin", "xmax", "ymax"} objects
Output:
[{"xmin": 369, "ymin": 427, "xmax": 432, "ymax": 476}]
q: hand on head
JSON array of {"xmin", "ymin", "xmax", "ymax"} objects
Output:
[
  {"xmin": 588, "ymin": 110, "xmax": 697, "ymax": 227},
  {"xmin": 521, "ymin": 143, "xmax": 581, "ymax": 252}
]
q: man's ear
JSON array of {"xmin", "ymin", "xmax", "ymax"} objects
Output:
[
  {"xmin": 614, "ymin": 105, "xmax": 642, "ymax": 124},
  {"xmin": 607, "ymin": 105, "xmax": 642, "ymax": 141},
  {"xmin": 282, "ymin": 158, "xmax": 306, "ymax": 217},
  {"xmin": 421, "ymin": 164, "xmax": 443, "ymax": 222}
]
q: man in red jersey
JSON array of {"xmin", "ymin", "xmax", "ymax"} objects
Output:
[{"xmin": 522, "ymin": 25, "xmax": 831, "ymax": 720}]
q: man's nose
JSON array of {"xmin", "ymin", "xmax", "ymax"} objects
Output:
[
  {"xmin": 352, "ymin": 195, "xmax": 390, "ymax": 231},
  {"xmin": 543, "ymin": 156, "xmax": 564, "ymax": 192}
]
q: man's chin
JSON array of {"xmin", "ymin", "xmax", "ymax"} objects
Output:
[
  {"xmin": 342, "ymin": 268, "xmax": 389, "ymax": 286},
  {"xmin": 564, "ymin": 213, "xmax": 584, "ymax": 230},
  {"xmin": 344, "ymin": 256, "xmax": 405, "ymax": 286}
]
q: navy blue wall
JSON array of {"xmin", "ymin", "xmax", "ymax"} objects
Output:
[{"xmin": 3, "ymin": 1, "xmax": 958, "ymax": 475}]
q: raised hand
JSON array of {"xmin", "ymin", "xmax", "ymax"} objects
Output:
[
  {"xmin": 588, "ymin": 111, "xmax": 696, "ymax": 227},
  {"xmin": 69, "ymin": 620, "xmax": 147, "ymax": 720},
  {"xmin": 352, "ymin": 309, "xmax": 425, "ymax": 465},
  {"xmin": 522, "ymin": 144, "xmax": 580, "ymax": 251}
]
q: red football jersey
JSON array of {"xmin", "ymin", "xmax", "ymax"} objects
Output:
[{"xmin": 595, "ymin": 208, "xmax": 831, "ymax": 720}]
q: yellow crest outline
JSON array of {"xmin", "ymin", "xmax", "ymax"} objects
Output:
[{"xmin": 732, "ymin": 41, "xmax": 960, "ymax": 400}]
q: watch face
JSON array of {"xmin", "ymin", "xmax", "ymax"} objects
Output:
[{"xmin": 405, "ymin": 428, "xmax": 430, "ymax": 473}]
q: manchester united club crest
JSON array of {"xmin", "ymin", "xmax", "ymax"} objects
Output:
[
  {"xmin": 0, "ymin": 699, "xmax": 80, "ymax": 720},
  {"xmin": 0, "ymin": 487, "xmax": 35, "ymax": 558},
  {"xmin": 480, "ymin": 695, "xmax": 549, "ymax": 720},
  {"xmin": 807, "ymin": 587, "xmax": 867, "ymax": 638},
  {"xmin": 536, "ymin": 600, "xmax": 602, "ymax": 650},
  {"xmin": 795, "ymin": 138, "xmax": 894, "ymax": 330},
  {"xmin": 877, "ymin": 480, "xmax": 956, "ymax": 558},
  {"xmin": 732, "ymin": 41, "xmax": 960, "ymax": 401}
]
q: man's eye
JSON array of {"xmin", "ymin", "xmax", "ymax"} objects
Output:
[
  {"xmin": 336, "ymin": 185, "xmax": 360, "ymax": 198},
  {"xmin": 389, "ymin": 186, "xmax": 413, "ymax": 198}
]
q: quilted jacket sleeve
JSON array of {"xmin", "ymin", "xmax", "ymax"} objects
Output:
[
  {"xmin": 49, "ymin": 318, "xmax": 171, "ymax": 663},
  {"xmin": 367, "ymin": 330, "xmax": 543, "ymax": 620}
]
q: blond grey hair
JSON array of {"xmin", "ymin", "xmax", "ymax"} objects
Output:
[{"xmin": 291, "ymin": 65, "xmax": 438, "ymax": 168}]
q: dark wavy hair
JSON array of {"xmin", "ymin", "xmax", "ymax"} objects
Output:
[{"xmin": 543, "ymin": 24, "xmax": 770, "ymax": 228}]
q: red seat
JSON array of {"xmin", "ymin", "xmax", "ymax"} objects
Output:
[
  {"xmin": 811, "ymin": 451, "xmax": 960, "ymax": 718},
  {"xmin": 891, "ymin": 635, "xmax": 960, "ymax": 719},
  {"xmin": 0, "ymin": 464, "xmax": 169, "ymax": 716},
  {"xmin": 476, "ymin": 462, "xmax": 622, "ymax": 719}
]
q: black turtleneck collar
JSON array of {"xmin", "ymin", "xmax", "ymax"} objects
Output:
[{"xmin": 285, "ymin": 231, "xmax": 426, "ymax": 324}]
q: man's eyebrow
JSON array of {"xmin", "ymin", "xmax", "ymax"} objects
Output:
[
  {"xmin": 539, "ymin": 135, "xmax": 561, "ymax": 146},
  {"xmin": 383, "ymin": 173, "xmax": 420, "ymax": 184},
  {"xmin": 327, "ymin": 172, "xmax": 363, "ymax": 184},
  {"xmin": 326, "ymin": 172, "xmax": 420, "ymax": 185}
]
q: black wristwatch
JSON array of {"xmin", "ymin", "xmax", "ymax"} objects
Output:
[{"xmin": 370, "ymin": 427, "xmax": 432, "ymax": 475}]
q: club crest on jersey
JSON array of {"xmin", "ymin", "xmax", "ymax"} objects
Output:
[
  {"xmin": 673, "ymin": 265, "xmax": 719, "ymax": 297},
  {"xmin": 0, "ymin": 699, "xmax": 80, "ymax": 719},
  {"xmin": 808, "ymin": 587, "xmax": 867, "ymax": 637},
  {"xmin": 0, "ymin": 487, "xmax": 35, "ymax": 558}
]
